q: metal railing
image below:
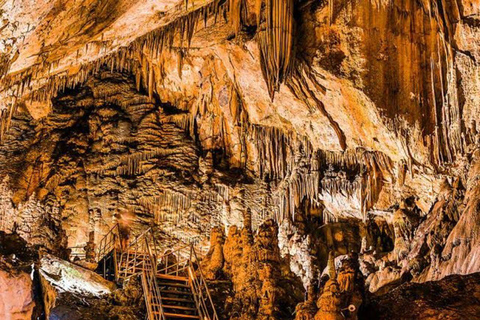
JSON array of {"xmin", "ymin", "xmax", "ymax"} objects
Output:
[
  {"xmin": 155, "ymin": 244, "xmax": 219, "ymax": 320},
  {"xmin": 188, "ymin": 246, "xmax": 219, "ymax": 320},
  {"xmin": 156, "ymin": 244, "xmax": 191, "ymax": 277},
  {"xmin": 141, "ymin": 240, "xmax": 166, "ymax": 320},
  {"xmin": 118, "ymin": 227, "xmax": 156, "ymax": 280},
  {"xmin": 97, "ymin": 224, "xmax": 121, "ymax": 262},
  {"xmin": 96, "ymin": 224, "xmax": 218, "ymax": 320}
]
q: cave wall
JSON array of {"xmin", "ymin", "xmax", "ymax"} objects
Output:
[{"xmin": 0, "ymin": 1, "xmax": 479, "ymax": 319}]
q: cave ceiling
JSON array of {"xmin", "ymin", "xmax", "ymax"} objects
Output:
[{"xmin": 0, "ymin": 1, "xmax": 480, "ymax": 318}]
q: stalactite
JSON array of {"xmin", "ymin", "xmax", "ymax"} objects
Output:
[
  {"xmin": 229, "ymin": 0, "xmax": 243, "ymax": 36},
  {"xmin": 255, "ymin": 0, "xmax": 263, "ymax": 27},
  {"xmin": 177, "ymin": 49, "xmax": 184, "ymax": 78},
  {"xmin": 251, "ymin": 124, "xmax": 296, "ymax": 180},
  {"xmin": 0, "ymin": 0, "xmax": 227, "ymax": 140},
  {"xmin": 138, "ymin": 190, "xmax": 193, "ymax": 225},
  {"xmin": 430, "ymin": 56, "xmax": 442, "ymax": 166},
  {"xmin": 329, "ymin": 0, "xmax": 333, "ymax": 25},
  {"xmin": 436, "ymin": 36, "xmax": 452, "ymax": 164},
  {"xmin": 257, "ymin": 0, "xmax": 295, "ymax": 99}
]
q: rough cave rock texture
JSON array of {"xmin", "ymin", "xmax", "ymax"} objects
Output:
[
  {"xmin": 362, "ymin": 272, "xmax": 480, "ymax": 320},
  {"xmin": 0, "ymin": 0, "xmax": 479, "ymax": 319},
  {"xmin": 0, "ymin": 268, "xmax": 35, "ymax": 320},
  {"xmin": 0, "ymin": 232, "xmax": 39, "ymax": 320}
]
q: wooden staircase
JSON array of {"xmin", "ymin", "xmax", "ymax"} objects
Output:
[
  {"xmin": 96, "ymin": 226, "xmax": 156, "ymax": 281},
  {"xmin": 156, "ymin": 274, "xmax": 199, "ymax": 319},
  {"xmin": 96, "ymin": 224, "xmax": 218, "ymax": 320}
]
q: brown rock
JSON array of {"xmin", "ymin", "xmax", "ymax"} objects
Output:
[{"xmin": 0, "ymin": 267, "xmax": 35, "ymax": 320}]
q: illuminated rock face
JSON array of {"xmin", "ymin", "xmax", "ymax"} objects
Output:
[
  {"xmin": 0, "ymin": 268, "xmax": 35, "ymax": 320},
  {"xmin": 0, "ymin": 0, "xmax": 479, "ymax": 319},
  {"xmin": 0, "ymin": 232, "xmax": 38, "ymax": 320},
  {"xmin": 39, "ymin": 254, "xmax": 115, "ymax": 296}
]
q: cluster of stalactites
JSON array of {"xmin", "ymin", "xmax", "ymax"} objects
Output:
[
  {"xmin": 138, "ymin": 190, "xmax": 193, "ymax": 225},
  {"xmin": 320, "ymin": 166, "xmax": 362, "ymax": 199},
  {"xmin": 0, "ymin": 105, "xmax": 16, "ymax": 142},
  {"xmin": 428, "ymin": 34, "xmax": 463, "ymax": 167},
  {"xmin": 0, "ymin": 0, "xmax": 227, "ymax": 142},
  {"xmin": 257, "ymin": 0, "xmax": 295, "ymax": 99},
  {"xmin": 0, "ymin": 0, "xmax": 298, "ymax": 142},
  {"xmin": 249, "ymin": 122, "xmax": 393, "ymax": 223},
  {"xmin": 206, "ymin": 0, "xmax": 297, "ymax": 99},
  {"xmin": 319, "ymin": 149, "xmax": 392, "ymax": 220}
]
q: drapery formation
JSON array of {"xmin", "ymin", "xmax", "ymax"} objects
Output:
[
  {"xmin": 0, "ymin": 0, "xmax": 298, "ymax": 140},
  {"xmin": 257, "ymin": 0, "xmax": 295, "ymax": 99}
]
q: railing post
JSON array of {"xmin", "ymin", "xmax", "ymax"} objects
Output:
[
  {"xmin": 103, "ymin": 255, "xmax": 106, "ymax": 278},
  {"xmin": 190, "ymin": 243, "xmax": 193, "ymax": 262},
  {"xmin": 190, "ymin": 246, "xmax": 219, "ymax": 320},
  {"xmin": 166, "ymin": 252, "xmax": 169, "ymax": 275},
  {"xmin": 113, "ymin": 248, "xmax": 118, "ymax": 281}
]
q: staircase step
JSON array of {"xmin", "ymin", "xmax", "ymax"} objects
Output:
[
  {"xmin": 158, "ymin": 282, "xmax": 190, "ymax": 288},
  {"xmin": 161, "ymin": 297, "xmax": 195, "ymax": 304},
  {"xmin": 157, "ymin": 274, "xmax": 188, "ymax": 282},
  {"xmin": 164, "ymin": 313, "xmax": 199, "ymax": 319},
  {"xmin": 149, "ymin": 303, "xmax": 162, "ymax": 307},
  {"xmin": 124, "ymin": 250, "xmax": 150, "ymax": 255},
  {"xmin": 162, "ymin": 304, "xmax": 197, "ymax": 311},
  {"xmin": 160, "ymin": 289, "xmax": 193, "ymax": 296}
]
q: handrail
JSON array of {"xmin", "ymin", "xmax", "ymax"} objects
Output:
[
  {"xmin": 128, "ymin": 227, "xmax": 152, "ymax": 248},
  {"xmin": 157, "ymin": 244, "xmax": 191, "ymax": 260},
  {"xmin": 96, "ymin": 225, "xmax": 217, "ymax": 320},
  {"xmin": 156, "ymin": 244, "xmax": 191, "ymax": 276},
  {"xmin": 98, "ymin": 224, "xmax": 151, "ymax": 261},
  {"xmin": 153, "ymin": 243, "xmax": 218, "ymax": 320},
  {"xmin": 118, "ymin": 227, "xmax": 158, "ymax": 280},
  {"xmin": 141, "ymin": 240, "xmax": 166, "ymax": 320},
  {"xmin": 97, "ymin": 224, "xmax": 121, "ymax": 262},
  {"xmin": 188, "ymin": 245, "xmax": 219, "ymax": 320}
]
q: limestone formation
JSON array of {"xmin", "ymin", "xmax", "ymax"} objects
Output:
[
  {"xmin": 0, "ymin": 267, "xmax": 35, "ymax": 320},
  {"xmin": 314, "ymin": 279, "xmax": 343, "ymax": 320},
  {"xmin": 202, "ymin": 226, "xmax": 225, "ymax": 280},
  {"xmin": 0, "ymin": 0, "xmax": 479, "ymax": 319}
]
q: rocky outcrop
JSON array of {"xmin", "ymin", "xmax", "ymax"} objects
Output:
[
  {"xmin": 360, "ymin": 148, "xmax": 480, "ymax": 289},
  {"xmin": 423, "ymin": 149, "xmax": 480, "ymax": 280},
  {"xmin": 0, "ymin": 267, "xmax": 35, "ymax": 320},
  {"xmin": 39, "ymin": 254, "xmax": 115, "ymax": 296},
  {"xmin": 362, "ymin": 272, "xmax": 480, "ymax": 320},
  {"xmin": 0, "ymin": 232, "xmax": 39, "ymax": 320}
]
